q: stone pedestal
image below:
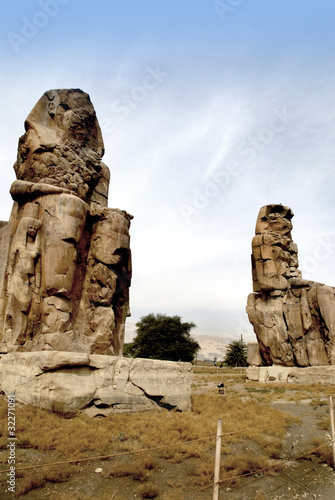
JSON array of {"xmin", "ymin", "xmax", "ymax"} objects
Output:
[
  {"xmin": 0, "ymin": 352, "xmax": 192, "ymax": 415},
  {"xmin": 246, "ymin": 364, "xmax": 335, "ymax": 385}
]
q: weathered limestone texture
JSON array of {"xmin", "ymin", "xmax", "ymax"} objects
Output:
[
  {"xmin": 247, "ymin": 342, "xmax": 262, "ymax": 367},
  {"xmin": 246, "ymin": 204, "xmax": 335, "ymax": 367},
  {"xmin": 0, "ymin": 352, "xmax": 192, "ymax": 414},
  {"xmin": 0, "ymin": 89, "xmax": 132, "ymax": 355}
]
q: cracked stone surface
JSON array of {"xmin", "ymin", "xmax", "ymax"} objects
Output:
[
  {"xmin": 246, "ymin": 204, "xmax": 335, "ymax": 367},
  {"xmin": 0, "ymin": 352, "xmax": 192, "ymax": 414}
]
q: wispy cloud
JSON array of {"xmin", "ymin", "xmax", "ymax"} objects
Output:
[{"xmin": 1, "ymin": 2, "xmax": 335, "ymax": 337}]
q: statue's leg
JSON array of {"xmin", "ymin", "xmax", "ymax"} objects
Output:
[{"xmin": 38, "ymin": 193, "xmax": 87, "ymax": 335}]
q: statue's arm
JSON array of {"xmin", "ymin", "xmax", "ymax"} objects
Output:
[{"xmin": 10, "ymin": 180, "xmax": 76, "ymax": 201}]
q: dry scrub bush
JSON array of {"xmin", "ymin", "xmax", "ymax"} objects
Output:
[
  {"xmin": 108, "ymin": 462, "xmax": 147, "ymax": 482},
  {"xmin": 137, "ymin": 482, "xmax": 159, "ymax": 498},
  {"xmin": 310, "ymin": 397, "xmax": 328, "ymax": 409},
  {"xmin": 259, "ymin": 438, "xmax": 283, "ymax": 459},
  {"xmin": 192, "ymin": 451, "xmax": 279, "ymax": 488},
  {"xmin": 107, "ymin": 455, "xmax": 157, "ymax": 482},
  {"xmin": 307, "ymin": 437, "xmax": 333, "ymax": 467},
  {"xmin": 191, "ymin": 455, "xmax": 214, "ymax": 486},
  {"xmin": 16, "ymin": 465, "xmax": 72, "ymax": 495},
  {"xmin": 221, "ymin": 452, "xmax": 280, "ymax": 484},
  {"xmin": 317, "ymin": 416, "xmax": 331, "ymax": 430},
  {"xmin": 158, "ymin": 442, "xmax": 206, "ymax": 462}
]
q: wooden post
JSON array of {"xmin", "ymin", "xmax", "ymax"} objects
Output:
[
  {"xmin": 330, "ymin": 396, "xmax": 335, "ymax": 470},
  {"xmin": 213, "ymin": 418, "xmax": 222, "ymax": 500}
]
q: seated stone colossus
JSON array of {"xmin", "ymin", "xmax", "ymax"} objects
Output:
[
  {"xmin": 246, "ymin": 204, "xmax": 335, "ymax": 367},
  {"xmin": 0, "ymin": 89, "xmax": 132, "ymax": 355}
]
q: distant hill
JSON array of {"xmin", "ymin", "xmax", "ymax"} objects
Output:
[{"xmin": 193, "ymin": 334, "xmax": 234, "ymax": 361}]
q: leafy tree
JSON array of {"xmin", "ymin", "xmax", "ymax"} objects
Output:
[
  {"xmin": 223, "ymin": 340, "xmax": 248, "ymax": 367},
  {"xmin": 125, "ymin": 313, "xmax": 199, "ymax": 362}
]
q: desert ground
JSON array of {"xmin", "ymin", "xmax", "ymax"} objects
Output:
[{"xmin": 1, "ymin": 366, "xmax": 335, "ymax": 499}]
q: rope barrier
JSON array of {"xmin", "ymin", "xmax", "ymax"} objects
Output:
[
  {"xmin": 0, "ymin": 435, "xmax": 217, "ymax": 474},
  {"xmin": 0, "ymin": 403, "xmax": 329, "ymax": 475}
]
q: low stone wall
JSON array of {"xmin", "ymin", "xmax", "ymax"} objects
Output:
[
  {"xmin": 247, "ymin": 364, "xmax": 335, "ymax": 385},
  {"xmin": 0, "ymin": 352, "xmax": 192, "ymax": 415}
]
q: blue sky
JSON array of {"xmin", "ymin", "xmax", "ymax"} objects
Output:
[{"xmin": 1, "ymin": 0, "xmax": 335, "ymax": 339}]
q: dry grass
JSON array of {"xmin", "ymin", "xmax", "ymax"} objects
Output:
[
  {"xmin": 1, "ymin": 399, "xmax": 215, "ymax": 459},
  {"xmin": 137, "ymin": 482, "xmax": 159, "ymax": 498},
  {"xmin": 107, "ymin": 455, "xmax": 157, "ymax": 482},
  {"xmin": 192, "ymin": 451, "xmax": 280, "ymax": 488},
  {"xmin": 316, "ymin": 416, "xmax": 331, "ymax": 430},
  {"xmin": 307, "ymin": 437, "xmax": 334, "ymax": 467},
  {"xmin": 253, "ymin": 491, "xmax": 267, "ymax": 500},
  {"xmin": 49, "ymin": 494, "xmax": 125, "ymax": 500},
  {"xmin": 191, "ymin": 393, "xmax": 287, "ymax": 446},
  {"xmin": 15, "ymin": 465, "xmax": 73, "ymax": 495},
  {"xmin": 0, "ymin": 389, "xmax": 289, "ymax": 496},
  {"xmin": 0, "ymin": 389, "xmax": 287, "ymax": 456},
  {"xmin": 2, "ymin": 367, "xmax": 332, "ymax": 497},
  {"xmin": 219, "ymin": 452, "xmax": 279, "ymax": 487}
]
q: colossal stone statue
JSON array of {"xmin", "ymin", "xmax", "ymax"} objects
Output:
[
  {"xmin": 0, "ymin": 89, "xmax": 132, "ymax": 355},
  {"xmin": 246, "ymin": 204, "xmax": 335, "ymax": 367}
]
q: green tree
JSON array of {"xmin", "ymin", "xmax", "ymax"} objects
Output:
[
  {"xmin": 125, "ymin": 313, "xmax": 200, "ymax": 362},
  {"xmin": 223, "ymin": 340, "xmax": 248, "ymax": 367}
]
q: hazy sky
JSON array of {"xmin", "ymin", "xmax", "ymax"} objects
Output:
[{"xmin": 1, "ymin": 1, "xmax": 335, "ymax": 338}]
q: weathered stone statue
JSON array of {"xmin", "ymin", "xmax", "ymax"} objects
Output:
[
  {"xmin": 246, "ymin": 204, "xmax": 335, "ymax": 367},
  {"xmin": 0, "ymin": 89, "xmax": 192, "ymax": 416},
  {"xmin": 0, "ymin": 89, "xmax": 132, "ymax": 355}
]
